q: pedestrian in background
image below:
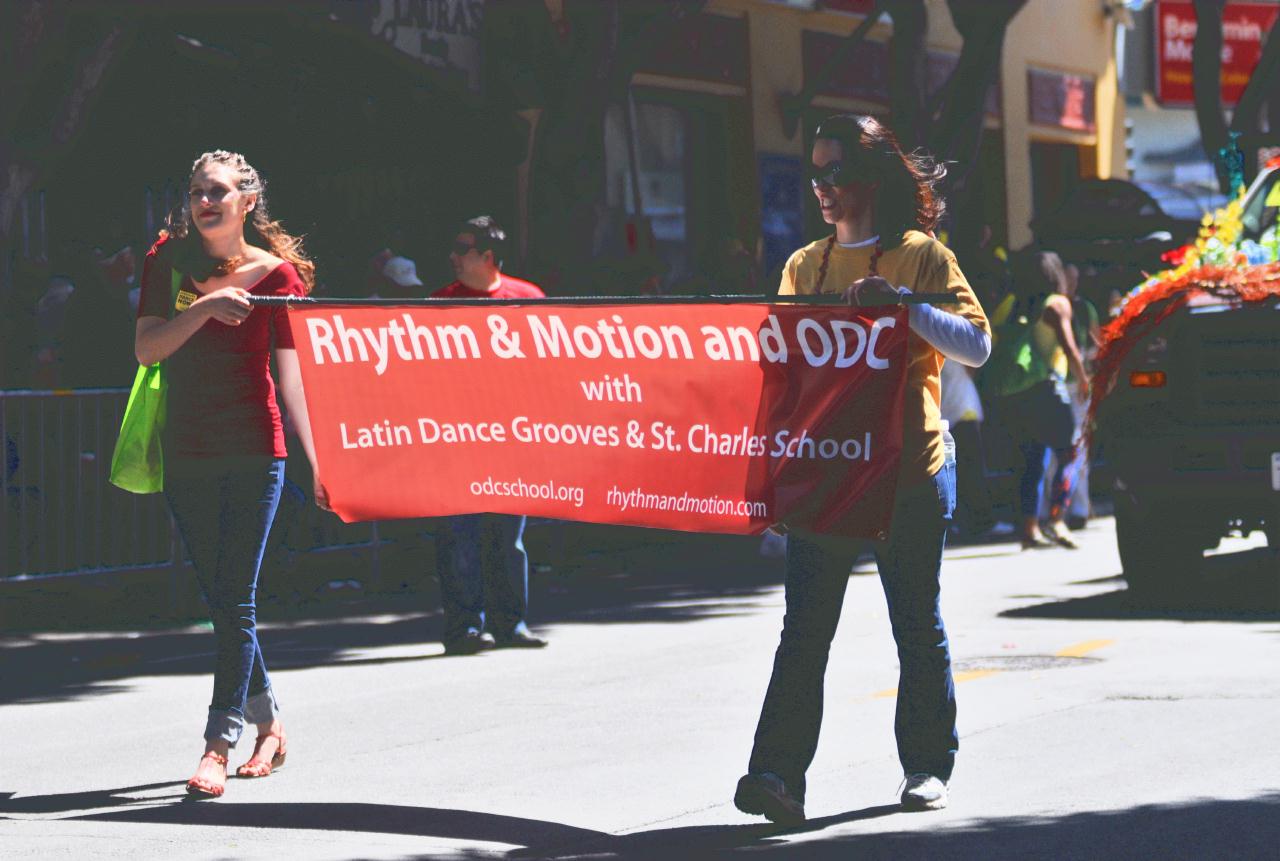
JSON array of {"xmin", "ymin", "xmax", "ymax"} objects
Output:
[
  {"xmin": 377, "ymin": 254, "xmax": 425, "ymax": 299},
  {"xmin": 987, "ymin": 250, "xmax": 1088, "ymax": 549},
  {"xmin": 133, "ymin": 150, "xmax": 328, "ymax": 798},
  {"xmin": 734, "ymin": 114, "xmax": 990, "ymax": 823},
  {"xmin": 432, "ymin": 215, "xmax": 548, "ymax": 655},
  {"xmin": 939, "ymin": 358, "xmax": 995, "ymax": 538},
  {"xmin": 365, "ymin": 248, "xmax": 423, "ymax": 300},
  {"xmin": 1062, "ymin": 262, "xmax": 1099, "ymax": 530}
]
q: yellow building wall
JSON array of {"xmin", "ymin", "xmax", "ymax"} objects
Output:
[
  {"xmin": 1000, "ymin": 0, "xmax": 1127, "ymax": 246},
  {"xmin": 706, "ymin": 0, "xmax": 1126, "ymax": 250}
]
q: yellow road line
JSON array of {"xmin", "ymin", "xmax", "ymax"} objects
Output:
[
  {"xmin": 873, "ymin": 669, "xmax": 1000, "ymax": 699},
  {"xmin": 1055, "ymin": 639, "xmax": 1114, "ymax": 658},
  {"xmin": 870, "ymin": 641, "xmax": 1114, "ymax": 700}
]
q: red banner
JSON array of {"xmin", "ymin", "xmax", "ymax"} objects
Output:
[
  {"xmin": 286, "ymin": 303, "xmax": 909, "ymax": 538},
  {"xmin": 1156, "ymin": 1, "xmax": 1280, "ymax": 106}
]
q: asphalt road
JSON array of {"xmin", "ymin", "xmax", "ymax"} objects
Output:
[{"xmin": 1, "ymin": 518, "xmax": 1277, "ymax": 860}]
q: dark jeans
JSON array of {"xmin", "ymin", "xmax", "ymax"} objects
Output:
[
  {"xmin": 1000, "ymin": 379, "xmax": 1077, "ymax": 519},
  {"xmin": 748, "ymin": 461, "xmax": 958, "ymax": 802},
  {"xmin": 1018, "ymin": 442, "xmax": 1076, "ymax": 519},
  {"xmin": 165, "ymin": 456, "xmax": 284, "ymax": 744},
  {"xmin": 436, "ymin": 513, "xmax": 529, "ymax": 642}
]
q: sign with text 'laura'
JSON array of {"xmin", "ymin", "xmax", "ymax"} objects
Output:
[{"xmin": 287, "ymin": 304, "xmax": 909, "ymax": 537}]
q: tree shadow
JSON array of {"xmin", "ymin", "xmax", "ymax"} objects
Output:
[
  {"xmin": 69, "ymin": 799, "xmax": 607, "ymax": 852},
  {"xmin": 7, "ymin": 790, "xmax": 1276, "ymax": 861},
  {"xmin": 507, "ymin": 804, "xmax": 903, "ymax": 860},
  {"xmin": 1002, "ymin": 546, "xmax": 1280, "ymax": 623},
  {"xmin": 0, "ymin": 781, "xmax": 188, "ymax": 814},
  {"xmin": 509, "ymin": 793, "xmax": 1280, "ymax": 860},
  {"xmin": 0, "ymin": 528, "xmax": 786, "ymax": 706}
]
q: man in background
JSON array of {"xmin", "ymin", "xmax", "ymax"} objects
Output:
[{"xmin": 432, "ymin": 215, "xmax": 547, "ymax": 655}]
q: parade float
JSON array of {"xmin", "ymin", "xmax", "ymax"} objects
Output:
[{"xmin": 1088, "ymin": 154, "xmax": 1280, "ymax": 597}]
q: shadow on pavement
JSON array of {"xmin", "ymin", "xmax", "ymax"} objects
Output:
[
  {"xmin": 63, "ymin": 799, "xmax": 608, "ymax": 853},
  {"xmin": 510, "ymin": 804, "xmax": 903, "ymax": 860},
  {"xmin": 6, "ymin": 791, "xmax": 1276, "ymax": 861},
  {"xmin": 1002, "ymin": 546, "xmax": 1280, "ymax": 623},
  {"xmin": 0, "ymin": 782, "xmax": 187, "ymax": 814},
  {"xmin": 0, "ymin": 530, "xmax": 786, "ymax": 707},
  {"xmin": 517, "ymin": 792, "xmax": 1280, "ymax": 860}
]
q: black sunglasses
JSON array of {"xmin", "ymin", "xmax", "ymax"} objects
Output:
[
  {"xmin": 451, "ymin": 240, "xmax": 481, "ymax": 257},
  {"xmin": 809, "ymin": 160, "xmax": 877, "ymax": 189},
  {"xmin": 809, "ymin": 161, "xmax": 848, "ymax": 189}
]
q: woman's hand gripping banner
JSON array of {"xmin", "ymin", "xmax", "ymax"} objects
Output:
[{"xmin": 285, "ymin": 302, "xmax": 909, "ymax": 537}]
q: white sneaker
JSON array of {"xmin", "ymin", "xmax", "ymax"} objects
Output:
[{"xmin": 900, "ymin": 773, "xmax": 948, "ymax": 810}]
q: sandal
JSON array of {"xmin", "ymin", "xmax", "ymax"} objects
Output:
[
  {"xmin": 186, "ymin": 750, "xmax": 229, "ymax": 798},
  {"xmin": 1020, "ymin": 532, "xmax": 1055, "ymax": 550},
  {"xmin": 1047, "ymin": 522, "xmax": 1080, "ymax": 550},
  {"xmin": 236, "ymin": 730, "xmax": 287, "ymax": 778}
]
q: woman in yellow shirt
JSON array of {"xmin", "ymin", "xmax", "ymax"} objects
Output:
[{"xmin": 734, "ymin": 115, "xmax": 990, "ymax": 823}]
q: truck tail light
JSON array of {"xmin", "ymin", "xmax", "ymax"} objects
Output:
[{"xmin": 1129, "ymin": 370, "xmax": 1167, "ymax": 388}]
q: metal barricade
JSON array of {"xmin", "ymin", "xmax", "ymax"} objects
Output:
[
  {"xmin": 1, "ymin": 389, "xmax": 383, "ymax": 582},
  {"xmin": 2, "ymin": 388, "xmax": 174, "ymax": 579}
]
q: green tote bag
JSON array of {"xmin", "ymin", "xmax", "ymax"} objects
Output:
[{"xmin": 109, "ymin": 269, "xmax": 183, "ymax": 494}]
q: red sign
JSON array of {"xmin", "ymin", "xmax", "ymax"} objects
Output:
[
  {"xmin": 286, "ymin": 303, "xmax": 910, "ymax": 538},
  {"xmin": 1156, "ymin": 1, "xmax": 1280, "ymax": 106},
  {"xmin": 1028, "ymin": 68, "xmax": 1096, "ymax": 132}
]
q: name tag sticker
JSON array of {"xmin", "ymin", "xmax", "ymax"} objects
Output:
[{"xmin": 175, "ymin": 289, "xmax": 198, "ymax": 313}]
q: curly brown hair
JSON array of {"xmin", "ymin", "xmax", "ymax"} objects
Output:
[
  {"xmin": 164, "ymin": 150, "xmax": 315, "ymax": 293},
  {"xmin": 814, "ymin": 114, "xmax": 947, "ymax": 248}
]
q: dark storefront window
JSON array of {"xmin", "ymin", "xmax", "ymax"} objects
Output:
[
  {"xmin": 1031, "ymin": 141, "xmax": 1085, "ymax": 219},
  {"xmin": 604, "ymin": 100, "xmax": 691, "ymax": 289},
  {"xmin": 601, "ymin": 88, "xmax": 755, "ymax": 295}
]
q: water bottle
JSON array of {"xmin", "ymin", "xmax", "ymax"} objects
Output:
[{"xmin": 940, "ymin": 419, "xmax": 956, "ymax": 467}]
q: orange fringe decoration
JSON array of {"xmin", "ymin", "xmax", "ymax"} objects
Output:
[{"xmin": 1086, "ymin": 261, "xmax": 1280, "ymax": 441}]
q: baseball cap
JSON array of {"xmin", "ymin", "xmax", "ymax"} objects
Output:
[{"xmin": 382, "ymin": 256, "xmax": 423, "ymax": 288}]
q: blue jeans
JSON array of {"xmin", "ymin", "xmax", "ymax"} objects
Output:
[
  {"xmin": 165, "ymin": 456, "xmax": 284, "ymax": 745},
  {"xmin": 436, "ymin": 514, "xmax": 529, "ymax": 642},
  {"xmin": 748, "ymin": 459, "xmax": 958, "ymax": 801}
]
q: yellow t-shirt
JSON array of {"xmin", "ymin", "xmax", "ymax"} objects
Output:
[
  {"xmin": 1031, "ymin": 294, "xmax": 1070, "ymax": 379},
  {"xmin": 778, "ymin": 230, "xmax": 991, "ymax": 482}
]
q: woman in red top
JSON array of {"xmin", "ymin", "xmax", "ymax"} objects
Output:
[{"xmin": 135, "ymin": 150, "xmax": 328, "ymax": 798}]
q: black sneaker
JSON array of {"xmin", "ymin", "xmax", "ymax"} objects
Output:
[
  {"xmin": 900, "ymin": 773, "xmax": 948, "ymax": 811},
  {"xmin": 443, "ymin": 630, "xmax": 496, "ymax": 656},
  {"xmin": 734, "ymin": 771, "xmax": 805, "ymax": 825}
]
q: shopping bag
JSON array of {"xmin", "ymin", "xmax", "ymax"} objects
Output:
[
  {"xmin": 108, "ymin": 361, "xmax": 167, "ymax": 493},
  {"xmin": 108, "ymin": 268, "xmax": 182, "ymax": 493}
]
